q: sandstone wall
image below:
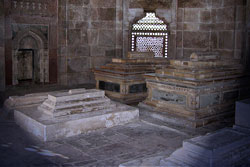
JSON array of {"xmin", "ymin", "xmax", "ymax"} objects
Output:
[
  {"xmin": 176, "ymin": 0, "xmax": 247, "ymax": 61},
  {"xmin": 0, "ymin": 0, "xmax": 249, "ymax": 90},
  {"xmin": 0, "ymin": 1, "xmax": 5, "ymax": 91},
  {"xmin": 247, "ymin": 0, "xmax": 250, "ymax": 69},
  {"xmin": 57, "ymin": 0, "xmax": 123, "ymax": 85}
]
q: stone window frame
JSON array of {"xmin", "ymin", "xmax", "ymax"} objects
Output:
[{"xmin": 130, "ymin": 11, "xmax": 169, "ymax": 58}]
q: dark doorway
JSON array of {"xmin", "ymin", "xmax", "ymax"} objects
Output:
[{"xmin": 17, "ymin": 49, "xmax": 34, "ymax": 85}]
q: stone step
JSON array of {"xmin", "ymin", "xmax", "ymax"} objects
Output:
[
  {"xmin": 82, "ymin": 103, "xmax": 116, "ymax": 113},
  {"xmin": 41, "ymin": 97, "xmax": 110, "ymax": 111},
  {"xmin": 161, "ymin": 128, "xmax": 250, "ymax": 167},
  {"xmin": 82, "ymin": 97, "xmax": 111, "ymax": 106},
  {"xmin": 48, "ymin": 89, "xmax": 105, "ymax": 102},
  {"xmin": 182, "ymin": 128, "xmax": 250, "ymax": 158},
  {"xmin": 168, "ymin": 147, "xmax": 210, "ymax": 166},
  {"xmin": 40, "ymin": 100, "xmax": 115, "ymax": 117}
]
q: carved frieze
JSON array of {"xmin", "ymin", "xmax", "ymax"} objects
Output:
[{"xmin": 11, "ymin": 0, "xmax": 56, "ymax": 17}]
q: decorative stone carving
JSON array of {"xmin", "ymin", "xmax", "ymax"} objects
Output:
[
  {"xmin": 11, "ymin": 24, "xmax": 49, "ymax": 85},
  {"xmin": 139, "ymin": 52, "xmax": 250, "ymax": 128},
  {"xmin": 93, "ymin": 52, "xmax": 168, "ymax": 104}
]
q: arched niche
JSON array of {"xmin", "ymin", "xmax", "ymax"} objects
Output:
[{"xmin": 12, "ymin": 27, "xmax": 49, "ymax": 85}]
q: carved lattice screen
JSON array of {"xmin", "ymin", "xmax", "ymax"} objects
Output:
[{"xmin": 131, "ymin": 12, "xmax": 168, "ymax": 57}]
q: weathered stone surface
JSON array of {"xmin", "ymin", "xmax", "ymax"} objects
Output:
[
  {"xmin": 38, "ymin": 89, "xmax": 111, "ymax": 117},
  {"xmin": 211, "ymin": 0, "xmax": 223, "ymax": 8},
  {"xmin": 99, "ymin": 30, "xmax": 116, "ymax": 47},
  {"xmin": 67, "ymin": 29, "xmax": 82, "ymax": 46},
  {"xmin": 152, "ymin": 89, "xmax": 186, "ymax": 105},
  {"xmin": 161, "ymin": 128, "xmax": 250, "ymax": 167},
  {"xmin": 67, "ymin": 72, "xmax": 92, "ymax": 85},
  {"xmin": 235, "ymin": 99, "xmax": 250, "ymax": 129},
  {"xmin": 190, "ymin": 52, "xmax": 220, "ymax": 61},
  {"xmin": 127, "ymin": 52, "xmax": 154, "ymax": 59},
  {"xmin": 139, "ymin": 52, "xmax": 249, "ymax": 128},
  {"xmin": 200, "ymin": 10, "xmax": 211, "ymax": 23},
  {"xmin": 184, "ymin": 9, "xmax": 199, "ymax": 22},
  {"xmin": 178, "ymin": 0, "xmax": 207, "ymax": 8},
  {"xmin": 216, "ymin": 7, "xmax": 235, "ymax": 22},
  {"xmin": 120, "ymin": 128, "xmax": 250, "ymax": 167},
  {"xmin": 67, "ymin": 57, "xmax": 89, "ymax": 73},
  {"xmin": 14, "ymin": 89, "xmax": 139, "ymax": 141},
  {"xmin": 177, "ymin": 8, "xmax": 183, "ymax": 22},
  {"xmin": 129, "ymin": 0, "xmax": 173, "ymax": 10},
  {"xmin": 93, "ymin": 53, "xmax": 169, "ymax": 104},
  {"xmin": 176, "ymin": 31, "xmax": 182, "ymax": 47},
  {"xmin": 219, "ymin": 31, "xmax": 234, "ymax": 49},
  {"xmin": 90, "ymin": 0, "xmax": 116, "ymax": 8},
  {"xmin": 98, "ymin": 8, "xmax": 116, "ymax": 21},
  {"xmin": 4, "ymin": 92, "xmax": 56, "ymax": 111},
  {"xmin": 183, "ymin": 32, "xmax": 209, "ymax": 48}
]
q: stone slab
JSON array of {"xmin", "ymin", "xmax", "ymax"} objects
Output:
[
  {"xmin": 119, "ymin": 156, "xmax": 164, "ymax": 167},
  {"xmin": 183, "ymin": 128, "xmax": 250, "ymax": 158},
  {"xmin": 14, "ymin": 102, "xmax": 139, "ymax": 142},
  {"xmin": 48, "ymin": 89, "xmax": 104, "ymax": 102},
  {"xmin": 120, "ymin": 128, "xmax": 250, "ymax": 167},
  {"xmin": 235, "ymin": 98, "xmax": 250, "ymax": 129},
  {"xmin": 161, "ymin": 128, "xmax": 250, "ymax": 167},
  {"xmin": 4, "ymin": 92, "xmax": 50, "ymax": 111},
  {"xmin": 190, "ymin": 52, "xmax": 220, "ymax": 61}
]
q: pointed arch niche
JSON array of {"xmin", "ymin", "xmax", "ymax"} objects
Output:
[
  {"xmin": 12, "ymin": 26, "xmax": 49, "ymax": 85},
  {"xmin": 131, "ymin": 12, "xmax": 168, "ymax": 57}
]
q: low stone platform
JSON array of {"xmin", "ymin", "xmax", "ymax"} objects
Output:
[
  {"xmin": 4, "ymin": 91, "xmax": 55, "ymax": 111},
  {"xmin": 14, "ymin": 89, "xmax": 139, "ymax": 141},
  {"xmin": 120, "ymin": 128, "xmax": 250, "ymax": 167}
]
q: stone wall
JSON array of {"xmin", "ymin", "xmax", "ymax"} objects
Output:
[
  {"xmin": 0, "ymin": 0, "xmax": 249, "ymax": 90},
  {"xmin": 3, "ymin": 0, "xmax": 58, "ymax": 87},
  {"xmin": 57, "ymin": 0, "xmax": 123, "ymax": 86},
  {"xmin": 247, "ymin": 0, "xmax": 250, "ymax": 70},
  {"xmin": 122, "ymin": 0, "xmax": 177, "ymax": 59},
  {"xmin": 176, "ymin": 0, "xmax": 247, "ymax": 61},
  {"xmin": 0, "ymin": 1, "xmax": 5, "ymax": 91}
]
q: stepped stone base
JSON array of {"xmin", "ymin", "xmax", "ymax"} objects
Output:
[
  {"xmin": 15, "ymin": 102, "xmax": 138, "ymax": 142},
  {"xmin": 161, "ymin": 128, "xmax": 250, "ymax": 167},
  {"xmin": 139, "ymin": 102, "xmax": 234, "ymax": 128},
  {"xmin": 4, "ymin": 91, "xmax": 55, "ymax": 111},
  {"xmin": 120, "ymin": 128, "xmax": 250, "ymax": 167},
  {"xmin": 13, "ymin": 89, "xmax": 139, "ymax": 141}
]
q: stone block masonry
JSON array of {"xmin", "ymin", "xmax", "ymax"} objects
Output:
[{"xmin": 58, "ymin": 0, "xmax": 123, "ymax": 86}]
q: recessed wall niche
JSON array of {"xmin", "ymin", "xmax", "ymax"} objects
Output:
[{"xmin": 12, "ymin": 24, "xmax": 49, "ymax": 85}]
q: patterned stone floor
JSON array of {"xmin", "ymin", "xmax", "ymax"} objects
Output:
[{"xmin": 0, "ymin": 108, "xmax": 189, "ymax": 167}]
